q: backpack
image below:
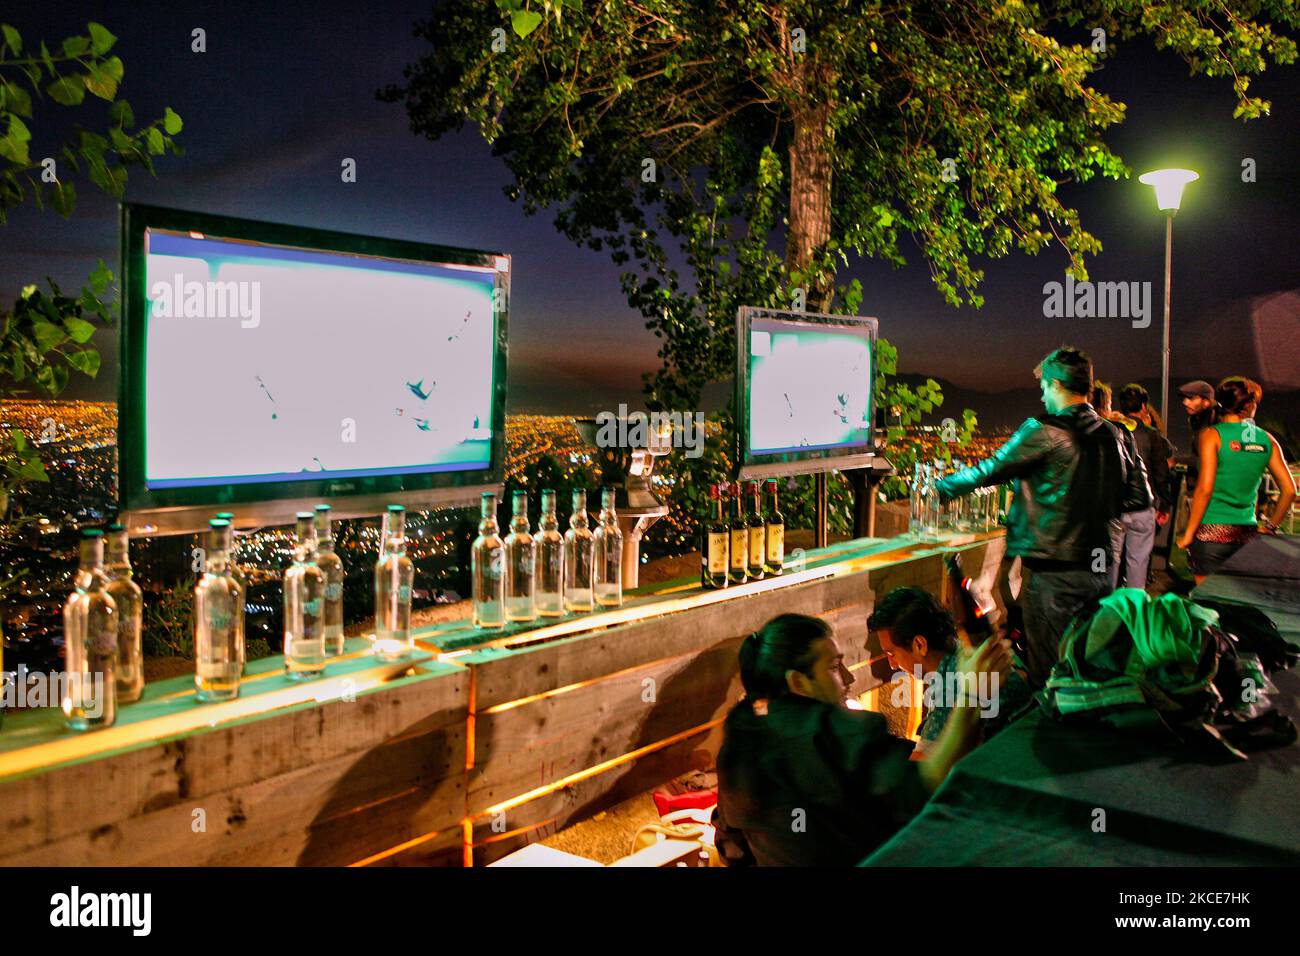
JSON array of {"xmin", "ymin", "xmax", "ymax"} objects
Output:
[{"xmin": 1040, "ymin": 589, "xmax": 1296, "ymax": 759}]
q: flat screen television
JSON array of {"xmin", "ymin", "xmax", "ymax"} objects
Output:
[
  {"xmin": 118, "ymin": 203, "xmax": 508, "ymax": 535},
  {"xmin": 736, "ymin": 307, "xmax": 878, "ymax": 478}
]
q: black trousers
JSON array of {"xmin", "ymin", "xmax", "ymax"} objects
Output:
[{"xmin": 1019, "ymin": 561, "xmax": 1112, "ymax": 688}]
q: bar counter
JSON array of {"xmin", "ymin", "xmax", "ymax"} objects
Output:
[{"xmin": 0, "ymin": 529, "xmax": 1007, "ymax": 866}]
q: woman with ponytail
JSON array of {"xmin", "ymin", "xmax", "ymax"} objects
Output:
[
  {"xmin": 714, "ymin": 612, "xmax": 1010, "ymax": 866},
  {"xmin": 1178, "ymin": 376, "xmax": 1296, "ymax": 581}
]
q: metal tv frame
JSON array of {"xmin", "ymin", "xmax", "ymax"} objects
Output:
[
  {"xmin": 118, "ymin": 203, "xmax": 508, "ymax": 536},
  {"xmin": 736, "ymin": 306, "xmax": 880, "ymax": 480}
]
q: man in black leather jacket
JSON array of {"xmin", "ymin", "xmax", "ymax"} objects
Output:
[{"xmin": 937, "ymin": 347, "xmax": 1152, "ymax": 687}]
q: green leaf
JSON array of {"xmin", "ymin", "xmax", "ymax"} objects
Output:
[
  {"xmin": 84, "ymin": 63, "xmax": 119, "ymax": 100},
  {"xmin": 63, "ymin": 316, "xmax": 96, "ymax": 344},
  {"xmin": 9, "ymin": 428, "xmax": 28, "ymax": 452},
  {"xmin": 31, "ymin": 320, "xmax": 68, "ymax": 353},
  {"xmin": 66, "ymin": 348, "xmax": 100, "ymax": 377},
  {"xmin": 62, "ymin": 35, "xmax": 91, "ymax": 58},
  {"xmin": 50, "ymin": 180, "xmax": 76, "ymax": 217},
  {"xmin": 100, "ymin": 55, "xmax": 123, "ymax": 82},
  {"xmin": 47, "ymin": 74, "xmax": 86, "ymax": 106},
  {"xmin": 2, "ymin": 81, "xmax": 32, "ymax": 117},
  {"xmin": 108, "ymin": 98, "xmax": 134, "ymax": 127},
  {"xmin": 87, "ymin": 22, "xmax": 116, "ymax": 55},
  {"xmin": 89, "ymin": 258, "xmax": 112, "ymax": 294},
  {"xmin": 162, "ymin": 106, "xmax": 183, "ymax": 134},
  {"xmin": 144, "ymin": 126, "xmax": 164, "ymax": 154},
  {"xmin": 2, "ymin": 24, "xmax": 21, "ymax": 55},
  {"xmin": 511, "ymin": 9, "xmax": 543, "ymax": 36},
  {"xmin": 17, "ymin": 457, "xmax": 49, "ymax": 482}
]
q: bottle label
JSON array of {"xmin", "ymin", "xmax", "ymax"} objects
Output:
[
  {"xmin": 748, "ymin": 526, "xmax": 764, "ymax": 562},
  {"xmin": 707, "ymin": 532, "xmax": 728, "ymax": 574},
  {"xmin": 325, "ymin": 583, "xmax": 343, "ymax": 601},
  {"xmin": 730, "ymin": 530, "xmax": 747, "ymax": 569},
  {"xmin": 766, "ymin": 525, "xmax": 784, "ymax": 563},
  {"xmin": 398, "ymin": 584, "xmax": 411, "ymax": 603}
]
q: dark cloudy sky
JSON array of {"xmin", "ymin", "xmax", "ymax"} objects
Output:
[{"xmin": 5, "ymin": 1, "xmax": 1300, "ymax": 414}]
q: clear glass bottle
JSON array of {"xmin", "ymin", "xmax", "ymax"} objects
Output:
[
  {"xmin": 313, "ymin": 504, "xmax": 345, "ymax": 655},
  {"xmin": 194, "ymin": 519, "xmax": 241, "ymax": 702},
  {"xmin": 471, "ymin": 492, "xmax": 506, "ymax": 628},
  {"xmin": 285, "ymin": 512, "xmax": 327, "ymax": 679},
  {"xmin": 535, "ymin": 489, "xmax": 565, "ymax": 617},
  {"xmin": 764, "ymin": 479, "xmax": 785, "ymax": 576},
  {"xmin": 214, "ymin": 512, "xmax": 247, "ymax": 674},
  {"xmin": 104, "ymin": 523, "xmax": 144, "ymax": 704},
  {"xmin": 909, "ymin": 460, "xmax": 925, "ymax": 535},
  {"xmin": 374, "ymin": 505, "xmax": 415, "ymax": 658},
  {"xmin": 503, "ymin": 491, "xmax": 537, "ymax": 622},
  {"xmin": 593, "ymin": 486, "xmax": 623, "ymax": 607},
  {"xmin": 62, "ymin": 529, "xmax": 117, "ymax": 729},
  {"xmin": 563, "ymin": 489, "xmax": 595, "ymax": 612}
]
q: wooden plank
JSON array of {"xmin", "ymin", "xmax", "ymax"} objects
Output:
[
  {"xmin": 468, "ymin": 642, "xmax": 740, "ymax": 815},
  {"xmin": 0, "ymin": 663, "xmax": 468, "ymax": 860}
]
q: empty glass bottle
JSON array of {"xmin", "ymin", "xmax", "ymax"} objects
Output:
[
  {"xmin": 62, "ymin": 529, "xmax": 117, "ymax": 730},
  {"xmin": 285, "ymin": 512, "xmax": 327, "ymax": 679},
  {"xmin": 563, "ymin": 489, "xmax": 595, "ymax": 612},
  {"xmin": 909, "ymin": 460, "xmax": 925, "ymax": 536},
  {"xmin": 471, "ymin": 492, "xmax": 506, "ymax": 628},
  {"xmin": 374, "ymin": 505, "xmax": 415, "ymax": 658},
  {"xmin": 313, "ymin": 504, "xmax": 345, "ymax": 655},
  {"xmin": 503, "ymin": 490, "xmax": 537, "ymax": 622},
  {"xmin": 194, "ymin": 519, "xmax": 242, "ymax": 702},
  {"xmin": 214, "ymin": 512, "xmax": 247, "ymax": 674},
  {"xmin": 593, "ymin": 486, "xmax": 623, "ymax": 608},
  {"xmin": 536, "ymin": 489, "xmax": 565, "ymax": 617},
  {"xmin": 104, "ymin": 523, "xmax": 144, "ymax": 704}
]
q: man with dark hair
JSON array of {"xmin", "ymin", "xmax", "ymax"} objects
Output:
[
  {"xmin": 1114, "ymin": 383, "xmax": 1174, "ymax": 588},
  {"xmin": 936, "ymin": 346, "xmax": 1152, "ymax": 687},
  {"xmin": 1177, "ymin": 380, "xmax": 1217, "ymax": 489}
]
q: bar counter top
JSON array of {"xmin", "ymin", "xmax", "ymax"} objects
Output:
[{"xmin": 0, "ymin": 528, "xmax": 1007, "ymax": 866}]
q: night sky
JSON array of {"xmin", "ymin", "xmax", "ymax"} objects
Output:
[{"xmin": 6, "ymin": 1, "xmax": 1300, "ymax": 416}]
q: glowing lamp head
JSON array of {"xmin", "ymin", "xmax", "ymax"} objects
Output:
[{"xmin": 1139, "ymin": 168, "xmax": 1199, "ymax": 212}]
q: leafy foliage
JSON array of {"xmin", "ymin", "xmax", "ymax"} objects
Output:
[{"xmin": 382, "ymin": 0, "xmax": 1295, "ymax": 415}]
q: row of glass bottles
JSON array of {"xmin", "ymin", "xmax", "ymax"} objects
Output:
[
  {"xmin": 909, "ymin": 459, "xmax": 1009, "ymax": 536},
  {"xmin": 62, "ymin": 504, "xmax": 386, "ymax": 728},
  {"xmin": 471, "ymin": 488, "xmax": 623, "ymax": 629}
]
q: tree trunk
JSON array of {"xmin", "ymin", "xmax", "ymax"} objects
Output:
[{"xmin": 786, "ymin": 96, "xmax": 834, "ymax": 311}]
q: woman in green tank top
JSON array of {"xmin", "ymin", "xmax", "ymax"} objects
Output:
[{"xmin": 1178, "ymin": 377, "xmax": 1296, "ymax": 582}]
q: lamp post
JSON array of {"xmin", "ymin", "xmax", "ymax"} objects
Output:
[{"xmin": 1138, "ymin": 168, "xmax": 1198, "ymax": 424}]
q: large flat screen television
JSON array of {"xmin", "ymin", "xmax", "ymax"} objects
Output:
[
  {"xmin": 736, "ymin": 307, "xmax": 878, "ymax": 478},
  {"xmin": 118, "ymin": 203, "xmax": 508, "ymax": 535}
]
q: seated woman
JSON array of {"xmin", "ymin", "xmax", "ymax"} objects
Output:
[
  {"xmin": 1178, "ymin": 376, "xmax": 1296, "ymax": 583},
  {"xmin": 714, "ymin": 612, "xmax": 1010, "ymax": 866}
]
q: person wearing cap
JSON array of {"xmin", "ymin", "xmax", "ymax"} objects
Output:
[{"xmin": 1178, "ymin": 380, "xmax": 1217, "ymax": 487}]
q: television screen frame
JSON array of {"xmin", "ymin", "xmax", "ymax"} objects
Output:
[
  {"xmin": 735, "ymin": 306, "xmax": 879, "ymax": 479},
  {"xmin": 118, "ymin": 202, "xmax": 509, "ymax": 536}
]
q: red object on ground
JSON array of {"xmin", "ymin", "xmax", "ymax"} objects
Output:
[{"xmin": 653, "ymin": 788, "xmax": 718, "ymax": 817}]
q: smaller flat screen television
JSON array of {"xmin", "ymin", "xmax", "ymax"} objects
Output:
[
  {"xmin": 118, "ymin": 203, "xmax": 508, "ymax": 535},
  {"xmin": 736, "ymin": 307, "xmax": 878, "ymax": 478}
]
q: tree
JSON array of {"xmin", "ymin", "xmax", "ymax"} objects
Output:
[
  {"xmin": 0, "ymin": 20, "xmax": 183, "ymax": 497},
  {"xmin": 381, "ymin": 0, "xmax": 1296, "ymax": 415}
]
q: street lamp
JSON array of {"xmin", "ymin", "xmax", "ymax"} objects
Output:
[{"xmin": 1138, "ymin": 167, "xmax": 1198, "ymax": 424}]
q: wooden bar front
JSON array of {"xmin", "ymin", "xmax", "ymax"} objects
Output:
[{"xmin": 0, "ymin": 531, "xmax": 1007, "ymax": 866}]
